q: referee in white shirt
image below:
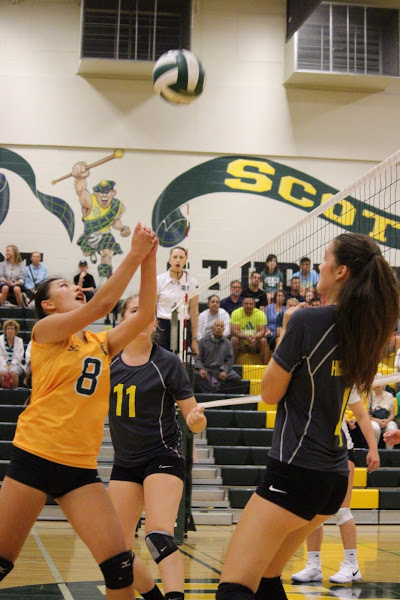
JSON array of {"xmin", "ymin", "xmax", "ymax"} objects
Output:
[{"xmin": 156, "ymin": 247, "xmax": 199, "ymax": 354}]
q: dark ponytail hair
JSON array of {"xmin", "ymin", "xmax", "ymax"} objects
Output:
[
  {"xmin": 333, "ymin": 233, "xmax": 399, "ymax": 393},
  {"xmin": 34, "ymin": 278, "xmax": 61, "ymax": 320}
]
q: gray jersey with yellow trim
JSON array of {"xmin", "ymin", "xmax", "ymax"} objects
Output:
[
  {"xmin": 109, "ymin": 344, "xmax": 193, "ymax": 467},
  {"xmin": 270, "ymin": 305, "xmax": 349, "ymax": 475}
]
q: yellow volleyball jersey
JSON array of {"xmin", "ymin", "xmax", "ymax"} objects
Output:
[
  {"xmin": 83, "ymin": 195, "xmax": 122, "ymax": 233},
  {"xmin": 13, "ymin": 329, "xmax": 111, "ymax": 469}
]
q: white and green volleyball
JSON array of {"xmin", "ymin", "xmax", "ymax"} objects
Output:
[{"xmin": 152, "ymin": 49, "xmax": 205, "ymax": 105}]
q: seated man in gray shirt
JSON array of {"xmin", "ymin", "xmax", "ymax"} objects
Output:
[{"xmin": 194, "ymin": 320, "xmax": 241, "ymax": 393}]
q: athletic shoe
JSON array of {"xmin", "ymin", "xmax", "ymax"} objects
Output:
[
  {"xmin": 21, "ymin": 292, "xmax": 30, "ymax": 308},
  {"xmin": 291, "ymin": 563, "xmax": 323, "ymax": 583},
  {"xmin": 329, "ymin": 561, "xmax": 362, "ymax": 584}
]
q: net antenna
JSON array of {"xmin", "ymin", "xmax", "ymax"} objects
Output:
[{"xmin": 172, "ymin": 148, "xmax": 400, "ymax": 390}]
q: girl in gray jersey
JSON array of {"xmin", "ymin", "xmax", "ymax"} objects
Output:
[
  {"xmin": 217, "ymin": 233, "xmax": 399, "ymax": 600},
  {"xmin": 108, "ymin": 295, "xmax": 207, "ymax": 600}
]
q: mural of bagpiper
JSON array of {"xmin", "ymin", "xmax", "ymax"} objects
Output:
[{"xmin": 52, "ymin": 149, "xmax": 129, "ymax": 284}]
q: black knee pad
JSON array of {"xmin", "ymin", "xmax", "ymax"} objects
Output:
[
  {"xmin": 145, "ymin": 530, "xmax": 178, "ymax": 564},
  {"xmin": 217, "ymin": 582, "xmax": 255, "ymax": 600},
  {"xmin": 99, "ymin": 550, "xmax": 134, "ymax": 590},
  {"xmin": 0, "ymin": 557, "xmax": 14, "ymax": 582}
]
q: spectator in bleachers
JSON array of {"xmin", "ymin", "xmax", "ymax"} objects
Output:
[
  {"xmin": 264, "ymin": 291, "xmax": 286, "ymax": 351},
  {"xmin": 73, "ymin": 260, "xmax": 96, "ymax": 302},
  {"xmin": 260, "ymin": 254, "xmax": 284, "ymax": 305},
  {"xmin": 285, "ymin": 276, "xmax": 305, "ymax": 303},
  {"xmin": 22, "ymin": 251, "xmax": 48, "ymax": 307},
  {"xmin": 194, "ymin": 320, "xmax": 241, "ymax": 392},
  {"xmin": 241, "ymin": 272, "xmax": 268, "ymax": 311},
  {"xmin": 197, "ymin": 295, "xmax": 230, "ymax": 341},
  {"xmin": 0, "ymin": 245, "xmax": 26, "ymax": 307},
  {"xmin": 0, "ymin": 319, "xmax": 25, "ymax": 389},
  {"xmin": 230, "ymin": 297, "xmax": 270, "ymax": 364},
  {"xmin": 293, "ymin": 256, "xmax": 319, "ymax": 293},
  {"xmin": 304, "ymin": 289, "xmax": 315, "ymax": 304},
  {"xmin": 310, "ymin": 297, "xmax": 322, "ymax": 307},
  {"xmin": 369, "ymin": 374, "xmax": 398, "ymax": 449},
  {"xmin": 220, "ymin": 280, "xmax": 243, "ymax": 315},
  {"xmin": 275, "ymin": 297, "xmax": 299, "ymax": 341}
]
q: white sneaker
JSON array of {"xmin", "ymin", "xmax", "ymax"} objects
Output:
[
  {"xmin": 291, "ymin": 563, "xmax": 323, "ymax": 583},
  {"xmin": 329, "ymin": 561, "xmax": 362, "ymax": 584}
]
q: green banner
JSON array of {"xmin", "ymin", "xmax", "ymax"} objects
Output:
[
  {"xmin": 152, "ymin": 156, "xmax": 400, "ymax": 249},
  {"xmin": 0, "ymin": 148, "xmax": 75, "ymax": 240}
]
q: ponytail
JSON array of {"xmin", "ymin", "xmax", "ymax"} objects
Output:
[{"xmin": 333, "ymin": 233, "xmax": 399, "ymax": 394}]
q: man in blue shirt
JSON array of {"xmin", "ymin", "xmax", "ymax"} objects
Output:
[
  {"xmin": 220, "ymin": 280, "xmax": 243, "ymax": 315},
  {"xmin": 22, "ymin": 251, "xmax": 48, "ymax": 307},
  {"xmin": 293, "ymin": 256, "xmax": 319, "ymax": 292}
]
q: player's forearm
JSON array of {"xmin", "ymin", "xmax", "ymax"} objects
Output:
[
  {"xmin": 138, "ymin": 254, "xmax": 157, "ymax": 325},
  {"xmin": 91, "ymin": 251, "xmax": 142, "ymax": 315}
]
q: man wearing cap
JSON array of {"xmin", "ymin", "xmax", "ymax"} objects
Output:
[
  {"xmin": 72, "ymin": 161, "xmax": 131, "ymax": 284},
  {"xmin": 73, "ymin": 260, "xmax": 96, "ymax": 302}
]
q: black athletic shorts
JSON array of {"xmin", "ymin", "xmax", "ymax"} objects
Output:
[
  {"xmin": 110, "ymin": 453, "xmax": 185, "ymax": 485},
  {"xmin": 256, "ymin": 457, "xmax": 348, "ymax": 521},
  {"xmin": 348, "ymin": 448, "xmax": 355, "ymax": 464},
  {"xmin": 7, "ymin": 445, "xmax": 102, "ymax": 499}
]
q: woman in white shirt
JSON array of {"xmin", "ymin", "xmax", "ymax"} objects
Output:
[
  {"xmin": 156, "ymin": 247, "xmax": 199, "ymax": 354},
  {"xmin": 369, "ymin": 375, "xmax": 398, "ymax": 449},
  {"xmin": 0, "ymin": 320, "xmax": 25, "ymax": 389}
]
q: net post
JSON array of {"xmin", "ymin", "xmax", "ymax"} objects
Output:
[
  {"xmin": 174, "ymin": 409, "xmax": 195, "ymax": 544},
  {"xmin": 170, "ymin": 307, "xmax": 179, "ymax": 353}
]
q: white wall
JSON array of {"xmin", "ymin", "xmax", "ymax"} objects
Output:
[{"xmin": 0, "ymin": 0, "xmax": 399, "ymax": 294}]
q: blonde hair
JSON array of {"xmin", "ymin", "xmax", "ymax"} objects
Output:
[
  {"xmin": 7, "ymin": 245, "xmax": 22, "ymax": 264},
  {"xmin": 2, "ymin": 319, "xmax": 20, "ymax": 334}
]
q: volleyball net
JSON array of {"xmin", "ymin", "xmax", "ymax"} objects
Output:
[{"xmin": 172, "ymin": 148, "xmax": 400, "ymax": 403}]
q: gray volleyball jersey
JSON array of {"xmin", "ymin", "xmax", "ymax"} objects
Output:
[
  {"xmin": 270, "ymin": 305, "xmax": 349, "ymax": 476},
  {"xmin": 109, "ymin": 344, "xmax": 193, "ymax": 467}
]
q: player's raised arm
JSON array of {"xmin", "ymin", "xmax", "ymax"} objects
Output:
[
  {"xmin": 107, "ymin": 238, "xmax": 158, "ymax": 357},
  {"xmin": 34, "ymin": 224, "xmax": 156, "ymax": 345}
]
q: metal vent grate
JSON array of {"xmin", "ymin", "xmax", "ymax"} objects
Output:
[
  {"xmin": 82, "ymin": 0, "xmax": 191, "ymax": 62},
  {"xmin": 296, "ymin": 3, "xmax": 399, "ymax": 76}
]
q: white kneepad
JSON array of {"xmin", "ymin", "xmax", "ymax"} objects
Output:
[{"xmin": 335, "ymin": 507, "xmax": 353, "ymax": 527}]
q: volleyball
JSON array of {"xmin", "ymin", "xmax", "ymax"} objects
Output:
[{"xmin": 152, "ymin": 49, "xmax": 205, "ymax": 105}]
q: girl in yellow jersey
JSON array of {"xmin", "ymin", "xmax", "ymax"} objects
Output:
[{"xmin": 0, "ymin": 223, "xmax": 157, "ymax": 600}]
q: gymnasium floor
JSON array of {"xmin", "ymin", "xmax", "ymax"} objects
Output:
[{"xmin": 1, "ymin": 522, "xmax": 399, "ymax": 599}]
